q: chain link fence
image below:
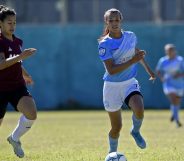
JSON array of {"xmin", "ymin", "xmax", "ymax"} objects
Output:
[{"xmin": 1, "ymin": 0, "xmax": 184, "ymax": 24}]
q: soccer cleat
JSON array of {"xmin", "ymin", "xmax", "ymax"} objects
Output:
[
  {"xmin": 176, "ymin": 121, "xmax": 182, "ymax": 128},
  {"xmin": 7, "ymin": 136, "xmax": 24, "ymax": 158},
  {"xmin": 130, "ymin": 131, "xmax": 146, "ymax": 149},
  {"xmin": 170, "ymin": 116, "xmax": 174, "ymax": 122}
]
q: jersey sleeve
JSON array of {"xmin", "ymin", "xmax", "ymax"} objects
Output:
[
  {"xmin": 98, "ymin": 42, "xmax": 112, "ymax": 61},
  {"xmin": 156, "ymin": 58, "xmax": 163, "ymax": 72},
  {"xmin": 180, "ymin": 58, "xmax": 184, "ymax": 72},
  {"xmin": 19, "ymin": 39, "xmax": 23, "ymax": 47},
  {"xmin": 132, "ymin": 32, "xmax": 137, "ymax": 46},
  {"xmin": 17, "ymin": 38, "xmax": 23, "ymax": 52},
  {"xmin": 0, "ymin": 40, "xmax": 5, "ymax": 53}
]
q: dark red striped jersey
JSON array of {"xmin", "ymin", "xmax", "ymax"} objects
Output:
[{"xmin": 0, "ymin": 33, "xmax": 25, "ymax": 91}]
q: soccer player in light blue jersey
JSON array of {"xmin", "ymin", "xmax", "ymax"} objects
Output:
[
  {"xmin": 98, "ymin": 8, "xmax": 155, "ymax": 153},
  {"xmin": 156, "ymin": 44, "xmax": 183, "ymax": 127}
]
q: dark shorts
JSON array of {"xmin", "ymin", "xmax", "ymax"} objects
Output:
[
  {"xmin": 0, "ymin": 86, "xmax": 31, "ymax": 119},
  {"xmin": 124, "ymin": 91, "xmax": 143, "ymax": 107}
]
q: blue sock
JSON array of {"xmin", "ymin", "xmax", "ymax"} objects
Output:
[
  {"xmin": 108, "ymin": 135, "xmax": 118, "ymax": 153},
  {"xmin": 131, "ymin": 114, "xmax": 143, "ymax": 133},
  {"xmin": 170, "ymin": 104, "xmax": 175, "ymax": 118},
  {"xmin": 173, "ymin": 105, "xmax": 179, "ymax": 122}
]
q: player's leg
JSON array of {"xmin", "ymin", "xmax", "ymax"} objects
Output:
[
  {"xmin": 0, "ymin": 96, "xmax": 8, "ymax": 126},
  {"xmin": 0, "ymin": 108, "xmax": 6, "ymax": 126},
  {"xmin": 11, "ymin": 96, "xmax": 37, "ymax": 141},
  {"xmin": 7, "ymin": 87, "xmax": 37, "ymax": 158},
  {"xmin": 8, "ymin": 96, "xmax": 37, "ymax": 158},
  {"xmin": 127, "ymin": 93, "xmax": 146, "ymax": 149},
  {"xmin": 167, "ymin": 93, "xmax": 182, "ymax": 127},
  {"xmin": 108, "ymin": 110, "xmax": 122, "ymax": 153},
  {"xmin": 103, "ymin": 81, "xmax": 123, "ymax": 153}
]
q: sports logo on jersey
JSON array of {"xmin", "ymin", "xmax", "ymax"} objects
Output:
[
  {"xmin": 8, "ymin": 47, "xmax": 12, "ymax": 52},
  {"xmin": 99, "ymin": 47, "xmax": 106, "ymax": 56}
]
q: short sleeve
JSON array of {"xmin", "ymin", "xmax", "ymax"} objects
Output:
[
  {"xmin": 132, "ymin": 32, "xmax": 137, "ymax": 46},
  {"xmin": 156, "ymin": 58, "xmax": 163, "ymax": 72},
  {"xmin": 15, "ymin": 37, "xmax": 23, "ymax": 52},
  {"xmin": 180, "ymin": 58, "xmax": 184, "ymax": 72},
  {"xmin": 19, "ymin": 39, "xmax": 23, "ymax": 47},
  {"xmin": 98, "ymin": 42, "xmax": 112, "ymax": 61},
  {"xmin": 0, "ymin": 40, "xmax": 5, "ymax": 53},
  {"xmin": 19, "ymin": 39, "xmax": 23, "ymax": 52}
]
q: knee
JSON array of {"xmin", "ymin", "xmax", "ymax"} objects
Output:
[
  {"xmin": 31, "ymin": 113, "xmax": 37, "ymax": 120},
  {"xmin": 134, "ymin": 107, "xmax": 144, "ymax": 119},
  {"xmin": 111, "ymin": 122, "xmax": 122, "ymax": 134},
  {"xmin": 26, "ymin": 110, "xmax": 37, "ymax": 120},
  {"xmin": 30, "ymin": 111, "xmax": 37, "ymax": 120}
]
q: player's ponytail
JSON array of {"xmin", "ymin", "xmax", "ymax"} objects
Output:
[
  {"xmin": 98, "ymin": 25, "xmax": 109, "ymax": 42},
  {"xmin": 98, "ymin": 8, "xmax": 123, "ymax": 42}
]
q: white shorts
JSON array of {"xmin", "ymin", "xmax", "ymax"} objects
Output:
[
  {"xmin": 163, "ymin": 85, "xmax": 184, "ymax": 97},
  {"xmin": 103, "ymin": 78, "xmax": 141, "ymax": 112}
]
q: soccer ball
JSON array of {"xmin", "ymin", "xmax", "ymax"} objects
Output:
[{"xmin": 105, "ymin": 152, "xmax": 127, "ymax": 161}]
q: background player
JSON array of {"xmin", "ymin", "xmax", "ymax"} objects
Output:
[
  {"xmin": 98, "ymin": 8, "xmax": 155, "ymax": 154},
  {"xmin": 156, "ymin": 44, "xmax": 184, "ymax": 127},
  {"xmin": 0, "ymin": 6, "xmax": 37, "ymax": 158}
]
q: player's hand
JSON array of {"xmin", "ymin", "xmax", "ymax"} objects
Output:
[
  {"xmin": 149, "ymin": 76, "xmax": 156, "ymax": 83},
  {"xmin": 20, "ymin": 48, "xmax": 37, "ymax": 60},
  {"xmin": 149, "ymin": 72, "xmax": 156, "ymax": 83},
  {"xmin": 23, "ymin": 75, "xmax": 34, "ymax": 85},
  {"xmin": 131, "ymin": 49, "xmax": 145, "ymax": 63}
]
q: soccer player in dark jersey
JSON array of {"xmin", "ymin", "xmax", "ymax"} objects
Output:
[{"xmin": 0, "ymin": 6, "xmax": 37, "ymax": 158}]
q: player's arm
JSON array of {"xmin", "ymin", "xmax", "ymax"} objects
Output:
[
  {"xmin": 22, "ymin": 66, "xmax": 34, "ymax": 85},
  {"xmin": 139, "ymin": 58, "xmax": 156, "ymax": 81},
  {"xmin": 173, "ymin": 60, "xmax": 184, "ymax": 78},
  {"xmin": 0, "ymin": 52, "xmax": 23, "ymax": 70},
  {"xmin": 156, "ymin": 70, "xmax": 164, "ymax": 82},
  {"xmin": 135, "ymin": 48, "xmax": 155, "ymax": 81},
  {"xmin": 104, "ymin": 50, "xmax": 145, "ymax": 75},
  {"xmin": 0, "ymin": 48, "xmax": 36, "ymax": 70},
  {"xmin": 155, "ymin": 58, "xmax": 164, "ymax": 82}
]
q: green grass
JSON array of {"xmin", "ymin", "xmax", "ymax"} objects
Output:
[{"xmin": 0, "ymin": 110, "xmax": 184, "ymax": 161}]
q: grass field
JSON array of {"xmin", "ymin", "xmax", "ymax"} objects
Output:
[{"xmin": 0, "ymin": 110, "xmax": 184, "ymax": 161}]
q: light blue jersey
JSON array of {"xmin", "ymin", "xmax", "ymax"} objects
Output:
[
  {"xmin": 156, "ymin": 55, "xmax": 184, "ymax": 89},
  {"xmin": 98, "ymin": 31, "xmax": 137, "ymax": 82}
]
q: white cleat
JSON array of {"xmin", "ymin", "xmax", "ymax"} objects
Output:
[{"xmin": 7, "ymin": 136, "xmax": 24, "ymax": 158}]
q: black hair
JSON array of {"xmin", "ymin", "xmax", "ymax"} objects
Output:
[{"xmin": 0, "ymin": 6, "xmax": 16, "ymax": 22}]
